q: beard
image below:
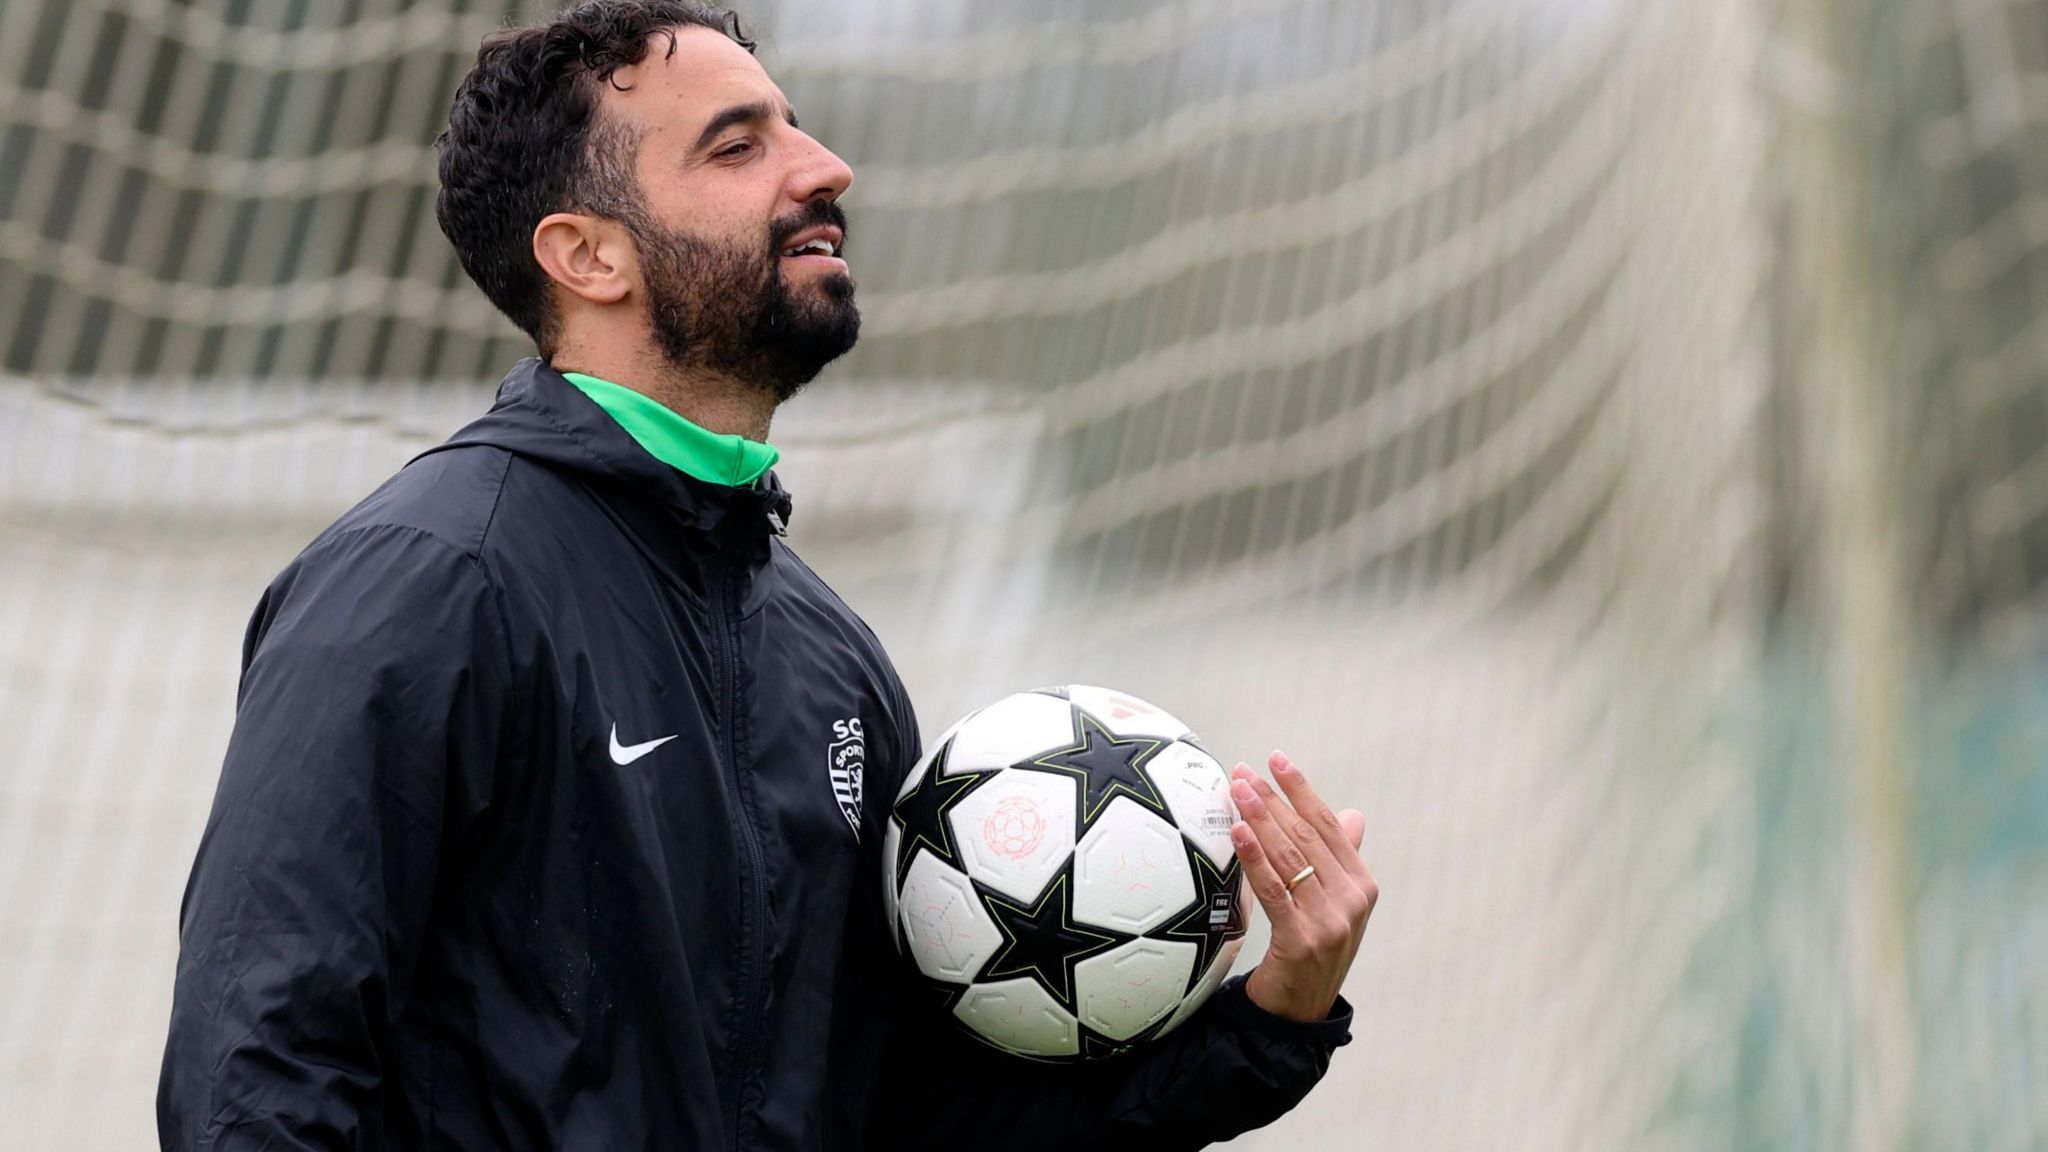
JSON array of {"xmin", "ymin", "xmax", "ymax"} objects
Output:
[{"xmin": 629, "ymin": 199, "xmax": 860, "ymax": 404}]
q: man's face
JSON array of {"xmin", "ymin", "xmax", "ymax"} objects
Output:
[{"xmin": 599, "ymin": 28, "xmax": 858, "ymax": 401}]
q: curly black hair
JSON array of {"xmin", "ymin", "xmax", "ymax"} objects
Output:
[{"xmin": 435, "ymin": 1, "xmax": 755, "ymax": 353}]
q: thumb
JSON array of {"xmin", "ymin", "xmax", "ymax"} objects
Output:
[{"xmin": 1338, "ymin": 808, "xmax": 1365, "ymax": 851}]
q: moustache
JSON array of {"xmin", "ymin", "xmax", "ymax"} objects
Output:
[{"xmin": 768, "ymin": 199, "xmax": 850, "ymax": 258}]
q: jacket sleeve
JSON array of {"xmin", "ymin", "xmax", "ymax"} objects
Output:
[
  {"xmin": 862, "ymin": 685, "xmax": 1352, "ymax": 1152},
  {"xmin": 868, "ymin": 963, "xmax": 1353, "ymax": 1151},
  {"xmin": 158, "ymin": 526, "xmax": 510, "ymax": 1151}
]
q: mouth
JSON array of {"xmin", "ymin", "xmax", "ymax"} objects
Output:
[{"xmin": 779, "ymin": 225, "xmax": 847, "ymax": 271}]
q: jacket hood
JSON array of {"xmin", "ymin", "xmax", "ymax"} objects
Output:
[{"xmin": 420, "ymin": 358, "xmax": 795, "ymax": 545}]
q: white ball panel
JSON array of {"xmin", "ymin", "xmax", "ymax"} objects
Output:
[
  {"xmin": 1155, "ymin": 936, "xmax": 1247, "ymax": 1038},
  {"xmin": 1071, "ymin": 798, "xmax": 1198, "ymax": 934},
  {"xmin": 946, "ymin": 768, "xmax": 1078, "ymax": 905},
  {"xmin": 1150, "ymin": 740, "xmax": 1239, "ymax": 872},
  {"xmin": 942, "ymin": 691, "xmax": 1078, "ymax": 774},
  {"xmin": 1065, "ymin": 684, "xmax": 1192, "ymax": 741},
  {"xmin": 897, "ymin": 851, "xmax": 1004, "ymax": 983},
  {"xmin": 954, "ymin": 977, "xmax": 1081, "ymax": 1058},
  {"xmin": 1074, "ymin": 938, "xmax": 1198, "ymax": 1041}
]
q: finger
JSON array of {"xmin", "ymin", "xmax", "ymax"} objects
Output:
[
  {"xmin": 1231, "ymin": 775, "xmax": 1333, "ymax": 916},
  {"xmin": 1335, "ymin": 807, "xmax": 1382, "ymax": 924},
  {"xmin": 1237, "ymin": 762, "xmax": 1359, "ymax": 894},
  {"xmin": 1339, "ymin": 808, "xmax": 1365, "ymax": 851},
  {"xmin": 1238, "ymin": 769, "xmax": 1346, "ymax": 878},
  {"xmin": 1269, "ymin": 751, "xmax": 1371, "ymax": 881},
  {"xmin": 1241, "ymin": 771, "xmax": 1359, "ymax": 920},
  {"xmin": 1229, "ymin": 819, "xmax": 1300, "ymax": 928}
]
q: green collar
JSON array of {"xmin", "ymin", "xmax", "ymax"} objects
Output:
[{"xmin": 561, "ymin": 371, "xmax": 780, "ymax": 487}]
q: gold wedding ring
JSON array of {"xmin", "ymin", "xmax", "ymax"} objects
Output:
[{"xmin": 1285, "ymin": 864, "xmax": 1316, "ymax": 891}]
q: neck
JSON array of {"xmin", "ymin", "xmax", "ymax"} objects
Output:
[{"xmin": 550, "ymin": 338, "xmax": 778, "ymax": 443}]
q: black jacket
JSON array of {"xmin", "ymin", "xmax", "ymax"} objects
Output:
[{"xmin": 158, "ymin": 360, "xmax": 1350, "ymax": 1150}]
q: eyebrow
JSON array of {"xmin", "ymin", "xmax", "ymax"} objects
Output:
[{"xmin": 690, "ymin": 100, "xmax": 798, "ymax": 153}]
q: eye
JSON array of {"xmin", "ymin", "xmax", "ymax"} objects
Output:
[{"xmin": 715, "ymin": 139, "xmax": 754, "ymax": 159}]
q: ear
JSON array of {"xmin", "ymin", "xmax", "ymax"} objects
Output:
[{"xmin": 532, "ymin": 212, "xmax": 635, "ymax": 307}]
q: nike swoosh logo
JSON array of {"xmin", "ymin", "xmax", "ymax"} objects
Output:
[{"xmin": 609, "ymin": 722, "xmax": 677, "ymax": 765}]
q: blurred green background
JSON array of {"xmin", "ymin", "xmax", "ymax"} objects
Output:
[{"xmin": 1, "ymin": 0, "xmax": 2043, "ymax": 1147}]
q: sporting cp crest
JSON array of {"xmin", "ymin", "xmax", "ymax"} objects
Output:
[{"xmin": 827, "ymin": 716, "xmax": 866, "ymax": 837}]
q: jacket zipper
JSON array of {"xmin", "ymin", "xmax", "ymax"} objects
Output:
[{"xmin": 712, "ymin": 560, "xmax": 769, "ymax": 1150}]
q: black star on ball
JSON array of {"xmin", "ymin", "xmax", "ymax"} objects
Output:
[
  {"xmin": 891, "ymin": 744, "xmax": 993, "ymax": 881},
  {"xmin": 978, "ymin": 872, "xmax": 1128, "ymax": 1009},
  {"xmin": 1082, "ymin": 1031, "xmax": 1144, "ymax": 1060},
  {"xmin": 1014, "ymin": 707, "xmax": 1169, "ymax": 830},
  {"xmin": 1158, "ymin": 841, "xmax": 1247, "ymax": 993}
]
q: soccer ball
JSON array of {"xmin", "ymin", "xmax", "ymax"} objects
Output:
[{"xmin": 883, "ymin": 685, "xmax": 1247, "ymax": 1061}]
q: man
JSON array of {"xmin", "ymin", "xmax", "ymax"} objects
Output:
[{"xmin": 158, "ymin": 3, "xmax": 1380, "ymax": 1148}]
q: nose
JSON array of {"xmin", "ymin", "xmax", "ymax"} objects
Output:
[{"xmin": 789, "ymin": 130, "xmax": 853, "ymax": 205}]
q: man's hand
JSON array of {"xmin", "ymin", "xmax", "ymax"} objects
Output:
[{"xmin": 1229, "ymin": 751, "xmax": 1378, "ymax": 1023}]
